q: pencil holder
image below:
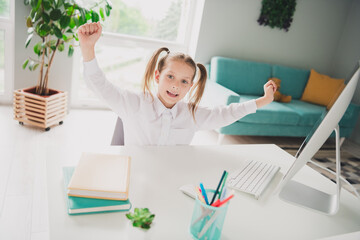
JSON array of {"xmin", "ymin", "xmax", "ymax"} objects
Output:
[{"xmin": 189, "ymin": 189, "xmax": 229, "ymax": 240}]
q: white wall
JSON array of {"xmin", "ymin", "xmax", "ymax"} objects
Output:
[
  {"xmin": 331, "ymin": 0, "xmax": 360, "ymax": 143},
  {"xmin": 195, "ymin": 0, "xmax": 360, "ymax": 144},
  {"xmin": 14, "ymin": 1, "xmax": 73, "ymax": 100},
  {"xmin": 195, "ymin": 0, "xmax": 352, "ymax": 74}
]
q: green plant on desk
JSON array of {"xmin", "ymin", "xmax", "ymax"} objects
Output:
[{"xmin": 126, "ymin": 208, "xmax": 155, "ymax": 229}]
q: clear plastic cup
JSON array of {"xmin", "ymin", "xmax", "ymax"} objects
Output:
[{"xmin": 189, "ymin": 189, "xmax": 229, "ymax": 240}]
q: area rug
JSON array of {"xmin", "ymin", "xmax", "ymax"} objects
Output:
[{"xmin": 282, "ymin": 147, "xmax": 360, "ymax": 197}]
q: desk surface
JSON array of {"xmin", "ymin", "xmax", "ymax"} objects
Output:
[{"xmin": 46, "ymin": 144, "xmax": 360, "ymax": 240}]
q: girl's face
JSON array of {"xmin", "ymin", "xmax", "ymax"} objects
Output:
[{"xmin": 155, "ymin": 60, "xmax": 194, "ymax": 108}]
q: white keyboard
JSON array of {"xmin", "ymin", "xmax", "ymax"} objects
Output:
[{"xmin": 227, "ymin": 159, "xmax": 280, "ymax": 199}]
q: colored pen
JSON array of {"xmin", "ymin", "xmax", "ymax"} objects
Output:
[
  {"xmin": 195, "ymin": 187, "xmax": 206, "ymax": 204},
  {"xmin": 210, "ymin": 170, "xmax": 227, "ymax": 205},
  {"xmin": 211, "ymin": 199, "xmax": 220, "ymax": 207},
  {"xmin": 218, "ymin": 171, "xmax": 228, "ymax": 200},
  {"xmin": 220, "ymin": 186, "xmax": 227, "ymax": 201},
  {"xmin": 215, "ymin": 194, "xmax": 234, "ymax": 208},
  {"xmin": 199, "ymin": 183, "xmax": 209, "ymax": 205}
]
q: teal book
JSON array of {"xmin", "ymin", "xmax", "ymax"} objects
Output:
[{"xmin": 63, "ymin": 167, "xmax": 132, "ymax": 215}]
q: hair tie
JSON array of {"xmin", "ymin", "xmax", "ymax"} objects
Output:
[{"xmin": 166, "ymin": 49, "xmax": 170, "ymax": 54}]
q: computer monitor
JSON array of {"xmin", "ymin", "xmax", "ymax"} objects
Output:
[{"xmin": 276, "ymin": 64, "xmax": 360, "ymax": 215}]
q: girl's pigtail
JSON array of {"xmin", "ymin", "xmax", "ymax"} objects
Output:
[
  {"xmin": 188, "ymin": 63, "xmax": 208, "ymax": 120},
  {"xmin": 142, "ymin": 47, "xmax": 170, "ymax": 100}
]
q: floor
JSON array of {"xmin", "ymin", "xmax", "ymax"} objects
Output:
[{"xmin": 0, "ymin": 105, "xmax": 359, "ymax": 240}]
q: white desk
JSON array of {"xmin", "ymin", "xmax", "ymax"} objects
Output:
[{"xmin": 46, "ymin": 144, "xmax": 360, "ymax": 240}]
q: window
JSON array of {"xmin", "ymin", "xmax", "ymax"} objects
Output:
[
  {"xmin": 0, "ymin": 0, "xmax": 13, "ymax": 103},
  {"xmin": 72, "ymin": 0, "xmax": 203, "ymax": 108}
]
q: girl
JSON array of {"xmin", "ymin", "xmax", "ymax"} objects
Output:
[{"xmin": 78, "ymin": 22, "xmax": 276, "ymax": 146}]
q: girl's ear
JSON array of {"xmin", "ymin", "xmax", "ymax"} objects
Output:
[{"xmin": 155, "ymin": 70, "xmax": 160, "ymax": 84}]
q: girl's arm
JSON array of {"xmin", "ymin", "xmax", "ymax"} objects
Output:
[
  {"xmin": 77, "ymin": 22, "xmax": 141, "ymax": 118},
  {"xmin": 255, "ymin": 80, "xmax": 276, "ymax": 108},
  {"xmin": 195, "ymin": 80, "xmax": 277, "ymax": 131}
]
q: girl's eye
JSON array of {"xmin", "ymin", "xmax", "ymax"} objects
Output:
[
  {"xmin": 182, "ymin": 80, "xmax": 189, "ymax": 84},
  {"xmin": 168, "ymin": 75, "xmax": 174, "ymax": 79}
]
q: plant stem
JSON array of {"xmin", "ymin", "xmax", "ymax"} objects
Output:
[{"xmin": 42, "ymin": 39, "xmax": 60, "ymax": 95}]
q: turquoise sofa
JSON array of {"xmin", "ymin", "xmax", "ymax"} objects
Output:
[{"xmin": 203, "ymin": 56, "xmax": 360, "ymax": 138}]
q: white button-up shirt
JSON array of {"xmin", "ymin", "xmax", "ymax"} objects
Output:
[{"xmin": 84, "ymin": 58, "xmax": 257, "ymax": 146}]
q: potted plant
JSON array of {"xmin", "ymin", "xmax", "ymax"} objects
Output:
[{"xmin": 14, "ymin": 0, "xmax": 112, "ymax": 131}]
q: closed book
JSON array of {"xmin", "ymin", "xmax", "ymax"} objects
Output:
[
  {"xmin": 63, "ymin": 167, "xmax": 131, "ymax": 215},
  {"xmin": 67, "ymin": 152, "xmax": 131, "ymax": 200}
]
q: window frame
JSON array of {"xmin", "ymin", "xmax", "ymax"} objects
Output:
[
  {"xmin": 71, "ymin": 0, "xmax": 202, "ymax": 108},
  {"xmin": 0, "ymin": 0, "xmax": 14, "ymax": 104}
]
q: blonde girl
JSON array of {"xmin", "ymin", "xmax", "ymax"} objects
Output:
[{"xmin": 78, "ymin": 22, "xmax": 276, "ymax": 146}]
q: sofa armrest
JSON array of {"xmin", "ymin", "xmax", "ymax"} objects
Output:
[
  {"xmin": 339, "ymin": 102, "xmax": 360, "ymax": 127},
  {"xmin": 200, "ymin": 80, "xmax": 240, "ymax": 107}
]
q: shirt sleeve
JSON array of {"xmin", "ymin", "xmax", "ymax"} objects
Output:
[
  {"xmin": 83, "ymin": 58, "xmax": 141, "ymax": 118},
  {"xmin": 194, "ymin": 99, "xmax": 257, "ymax": 131}
]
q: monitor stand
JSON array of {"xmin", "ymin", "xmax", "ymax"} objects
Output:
[{"xmin": 279, "ymin": 125, "xmax": 341, "ymax": 215}]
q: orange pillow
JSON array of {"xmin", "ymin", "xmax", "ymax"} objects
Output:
[{"xmin": 301, "ymin": 69, "xmax": 345, "ymax": 110}]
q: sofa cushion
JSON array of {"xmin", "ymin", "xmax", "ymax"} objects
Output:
[
  {"xmin": 285, "ymin": 100, "xmax": 327, "ymax": 126},
  {"xmin": 301, "ymin": 69, "xmax": 345, "ymax": 109},
  {"xmin": 210, "ymin": 57, "xmax": 272, "ymax": 96},
  {"xmin": 272, "ymin": 65, "xmax": 310, "ymax": 99},
  {"xmin": 235, "ymin": 95, "xmax": 300, "ymax": 125}
]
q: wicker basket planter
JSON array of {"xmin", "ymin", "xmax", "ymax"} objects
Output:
[{"xmin": 13, "ymin": 86, "xmax": 67, "ymax": 131}]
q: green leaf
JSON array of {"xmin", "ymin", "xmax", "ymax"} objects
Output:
[
  {"xmin": 27, "ymin": 27, "xmax": 34, "ymax": 34},
  {"xmin": 24, "ymin": 0, "xmax": 30, "ymax": 5},
  {"xmin": 58, "ymin": 42, "xmax": 64, "ymax": 51},
  {"xmin": 43, "ymin": 0, "xmax": 51, "ymax": 10},
  {"xmin": 79, "ymin": 8, "xmax": 86, "ymax": 23},
  {"xmin": 32, "ymin": 11, "xmax": 42, "ymax": 22},
  {"xmin": 26, "ymin": 16, "xmax": 33, "ymax": 28},
  {"xmin": 133, "ymin": 221, "xmax": 142, "ymax": 227},
  {"xmin": 30, "ymin": 9, "xmax": 36, "ymax": 18},
  {"xmin": 74, "ymin": 15, "xmax": 80, "ymax": 27},
  {"xmin": 91, "ymin": 11, "xmax": 99, "ymax": 22},
  {"xmin": 25, "ymin": 34, "xmax": 33, "ymax": 48},
  {"xmin": 134, "ymin": 208, "xmax": 140, "ymax": 215},
  {"xmin": 28, "ymin": 60, "xmax": 35, "ymax": 71},
  {"xmin": 35, "ymin": 0, "xmax": 42, "ymax": 11},
  {"xmin": 66, "ymin": 28, "xmax": 73, "ymax": 34},
  {"xmin": 99, "ymin": 7, "xmax": 105, "ymax": 21},
  {"xmin": 105, "ymin": 5, "xmax": 110, "ymax": 17},
  {"xmin": 33, "ymin": 63, "xmax": 39, "ymax": 71},
  {"xmin": 69, "ymin": 17, "xmax": 76, "ymax": 29},
  {"xmin": 60, "ymin": 15, "xmax": 70, "ymax": 29},
  {"xmin": 68, "ymin": 45, "xmax": 74, "ymax": 57},
  {"xmin": 141, "ymin": 223, "xmax": 150, "ymax": 229},
  {"xmin": 105, "ymin": 0, "xmax": 112, "ymax": 10},
  {"xmin": 53, "ymin": 25, "xmax": 63, "ymax": 39},
  {"xmin": 50, "ymin": 9, "xmax": 61, "ymax": 21},
  {"xmin": 62, "ymin": 34, "xmax": 68, "ymax": 41},
  {"xmin": 22, "ymin": 59, "xmax": 29, "ymax": 69},
  {"xmin": 66, "ymin": 6, "xmax": 74, "ymax": 16},
  {"xmin": 56, "ymin": 0, "xmax": 63, "ymax": 8},
  {"xmin": 73, "ymin": 34, "xmax": 78, "ymax": 41},
  {"xmin": 38, "ymin": 24, "xmax": 51, "ymax": 37},
  {"xmin": 42, "ymin": 12, "xmax": 50, "ymax": 23},
  {"xmin": 85, "ymin": 11, "xmax": 91, "ymax": 21},
  {"xmin": 30, "ymin": 0, "xmax": 38, "ymax": 9},
  {"xmin": 126, "ymin": 213, "xmax": 134, "ymax": 220}
]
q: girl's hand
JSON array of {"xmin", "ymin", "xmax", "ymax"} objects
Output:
[
  {"xmin": 78, "ymin": 22, "xmax": 102, "ymax": 61},
  {"xmin": 264, "ymin": 80, "xmax": 277, "ymax": 102},
  {"xmin": 255, "ymin": 80, "xmax": 277, "ymax": 109}
]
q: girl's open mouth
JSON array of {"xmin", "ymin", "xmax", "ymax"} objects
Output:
[{"xmin": 167, "ymin": 91, "xmax": 179, "ymax": 98}]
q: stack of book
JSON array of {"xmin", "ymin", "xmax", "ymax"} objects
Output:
[{"xmin": 63, "ymin": 152, "xmax": 131, "ymax": 215}]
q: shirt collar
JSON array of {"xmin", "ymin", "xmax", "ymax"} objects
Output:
[{"xmin": 154, "ymin": 95, "xmax": 178, "ymax": 119}]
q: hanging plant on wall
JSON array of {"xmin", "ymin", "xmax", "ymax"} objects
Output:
[{"xmin": 257, "ymin": 0, "xmax": 297, "ymax": 32}]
